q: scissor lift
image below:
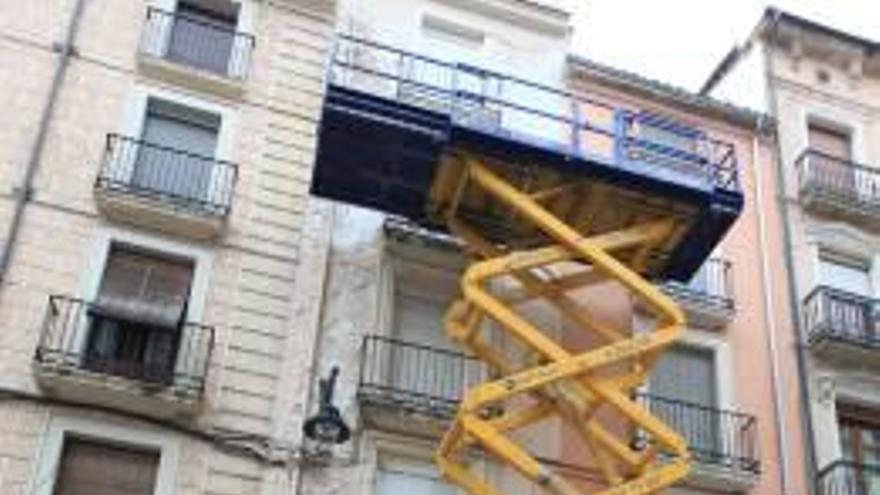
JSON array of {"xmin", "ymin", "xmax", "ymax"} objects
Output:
[{"xmin": 311, "ymin": 36, "xmax": 744, "ymax": 495}]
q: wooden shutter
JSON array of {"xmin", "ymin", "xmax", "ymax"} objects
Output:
[
  {"xmin": 808, "ymin": 123, "xmax": 852, "ymax": 160},
  {"xmin": 96, "ymin": 246, "xmax": 194, "ymax": 328},
  {"xmin": 53, "ymin": 438, "xmax": 159, "ymax": 495}
]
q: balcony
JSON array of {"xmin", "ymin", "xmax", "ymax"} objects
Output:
[
  {"xmin": 94, "ymin": 134, "xmax": 237, "ymax": 240},
  {"xmin": 358, "ymin": 335, "xmax": 484, "ymax": 436},
  {"xmin": 817, "ymin": 461, "xmax": 880, "ymax": 495},
  {"xmin": 796, "ymin": 150, "xmax": 880, "ymax": 229},
  {"xmin": 803, "ymin": 286, "xmax": 880, "ymax": 366},
  {"xmin": 33, "ymin": 295, "xmax": 214, "ymax": 419},
  {"xmin": 358, "ymin": 335, "xmax": 760, "ymax": 486},
  {"xmin": 137, "ymin": 7, "xmax": 254, "ymax": 97},
  {"xmin": 654, "ymin": 258, "xmax": 735, "ymax": 329},
  {"xmin": 637, "ymin": 393, "xmax": 760, "ymax": 491}
]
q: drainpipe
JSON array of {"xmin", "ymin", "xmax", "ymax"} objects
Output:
[
  {"xmin": 763, "ymin": 10, "xmax": 819, "ymax": 495},
  {"xmin": 752, "ymin": 119, "xmax": 792, "ymax": 495},
  {"xmin": 0, "ymin": 0, "xmax": 88, "ymax": 281}
]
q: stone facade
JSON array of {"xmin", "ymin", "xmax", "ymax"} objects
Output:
[{"xmin": 0, "ymin": 1, "xmax": 336, "ymax": 494}]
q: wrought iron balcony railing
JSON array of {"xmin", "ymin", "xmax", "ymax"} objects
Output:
[
  {"xmin": 358, "ymin": 334, "xmax": 484, "ymax": 419},
  {"xmin": 358, "ymin": 335, "xmax": 760, "ymax": 474},
  {"xmin": 34, "ymin": 295, "xmax": 214, "ymax": 396},
  {"xmin": 662, "ymin": 258, "xmax": 735, "ymax": 311},
  {"xmin": 95, "ymin": 134, "xmax": 237, "ymax": 217},
  {"xmin": 796, "ymin": 149, "xmax": 880, "ymax": 217},
  {"xmin": 636, "ymin": 393, "xmax": 761, "ymax": 475},
  {"xmin": 817, "ymin": 460, "xmax": 880, "ymax": 495},
  {"xmin": 330, "ymin": 35, "xmax": 740, "ymax": 193},
  {"xmin": 804, "ymin": 286, "xmax": 880, "ymax": 349},
  {"xmin": 139, "ymin": 7, "xmax": 254, "ymax": 80}
]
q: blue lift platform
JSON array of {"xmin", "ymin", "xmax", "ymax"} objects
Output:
[{"xmin": 310, "ymin": 36, "xmax": 743, "ymax": 282}]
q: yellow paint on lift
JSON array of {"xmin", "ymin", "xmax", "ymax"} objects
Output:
[{"xmin": 429, "ymin": 152, "xmax": 693, "ymax": 495}]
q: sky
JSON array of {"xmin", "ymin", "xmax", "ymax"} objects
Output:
[{"xmin": 568, "ymin": 0, "xmax": 880, "ymax": 92}]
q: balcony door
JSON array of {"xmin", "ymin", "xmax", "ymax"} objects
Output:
[
  {"xmin": 135, "ymin": 98, "xmax": 219, "ymax": 204},
  {"xmin": 808, "ymin": 122, "xmax": 856, "ymax": 195},
  {"xmin": 650, "ymin": 344, "xmax": 721, "ymax": 464},
  {"xmin": 391, "ymin": 288, "xmax": 467, "ymax": 407},
  {"xmin": 167, "ymin": 0, "xmax": 239, "ymax": 75},
  {"xmin": 839, "ymin": 404, "xmax": 880, "ymax": 495},
  {"xmin": 86, "ymin": 245, "xmax": 194, "ymax": 384},
  {"xmin": 53, "ymin": 437, "xmax": 159, "ymax": 495},
  {"xmin": 818, "ymin": 255, "xmax": 873, "ymax": 341}
]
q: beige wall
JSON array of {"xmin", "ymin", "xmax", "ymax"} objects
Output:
[
  {"xmin": 766, "ymin": 39, "xmax": 880, "ymax": 470},
  {"xmin": 0, "ymin": 0, "xmax": 336, "ymax": 494}
]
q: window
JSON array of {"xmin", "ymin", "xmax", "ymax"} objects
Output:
[
  {"xmin": 86, "ymin": 245, "xmax": 194, "ymax": 383},
  {"xmin": 135, "ymin": 98, "xmax": 220, "ymax": 201},
  {"xmin": 819, "ymin": 254, "xmax": 871, "ymax": 296},
  {"xmin": 809, "ymin": 123, "xmax": 852, "ymax": 161},
  {"xmin": 838, "ymin": 404, "xmax": 880, "ymax": 494},
  {"xmin": 389, "ymin": 283, "xmax": 465, "ymax": 402},
  {"xmin": 168, "ymin": 0, "xmax": 240, "ymax": 75},
  {"xmin": 650, "ymin": 345, "xmax": 720, "ymax": 458},
  {"xmin": 376, "ymin": 457, "xmax": 456, "ymax": 495},
  {"xmin": 53, "ymin": 437, "xmax": 159, "ymax": 495}
]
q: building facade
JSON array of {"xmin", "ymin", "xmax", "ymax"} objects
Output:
[
  {"xmin": 299, "ymin": 3, "xmax": 799, "ymax": 495},
  {"xmin": 705, "ymin": 8, "xmax": 880, "ymax": 495},
  {"xmin": 0, "ymin": 0, "xmax": 337, "ymax": 494}
]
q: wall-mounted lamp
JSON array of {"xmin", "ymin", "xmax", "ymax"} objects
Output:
[{"xmin": 303, "ymin": 366, "xmax": 351, "ymax": 453}]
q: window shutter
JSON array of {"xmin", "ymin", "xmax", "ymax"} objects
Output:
[
  {"xmin": 808, "ymin": 124, "xmax": 852, "ymax": 160},
  {"xmin": 95, "ymin": 247, "xmax": 194, "ymax": 328},
  {"xmin": 53, "ymin": 438, "xmax": 159, "ymax": 495},
  {"xmin": 651, "ymin": 345, "xmax": 717, "ymax": 408}
]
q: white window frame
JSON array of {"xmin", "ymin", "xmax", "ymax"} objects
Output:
[
  {"xmin": 116, "ymin": 84, "xmax": 237, "ymax": 206},
  {"xmin": 804, "ymin": 225, "xmax": 880, "ymax": 299},
  {"xmin": 29, "ymin": 414, "xmax": 180, "ymax": 495},
  {"xmin": 145, "ymin": 0, "xmax": 256, "ymax": 77},
  {"xmin": 70, "ymin": 226, "xmax": 214, "ymax": 379}
]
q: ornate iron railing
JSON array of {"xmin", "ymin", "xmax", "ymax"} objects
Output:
[{"xmin": 804, "ymin": 286, "xmax": 880, "ymax": 349}]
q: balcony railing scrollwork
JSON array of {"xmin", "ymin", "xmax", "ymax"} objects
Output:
[
  {"xmin": 817, "ymin": 460, "xmax": 880, "ymax": 495},
  {"xmin": 804, "ymin": 286, "xmax": 880, "ymax": 350},
  {"xmin": 796, "ymin": 149, "xmax": 880, "ymax": 221}
]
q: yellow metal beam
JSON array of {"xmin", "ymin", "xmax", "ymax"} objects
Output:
[{"xmin": 431, "ymin": 154, "xmax": 692, "ymax": 495}]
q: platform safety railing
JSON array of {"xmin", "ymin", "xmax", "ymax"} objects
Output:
[{"xmin": 328, "ymin": 34, "xmax": 740, "ymax": 193}]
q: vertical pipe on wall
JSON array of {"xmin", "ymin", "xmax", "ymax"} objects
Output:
[
  {"xmin": 763, "ymin": 10, "xmax": 819, "ymax": 495},
  {"xmin": 752, "ymin": 123, "xmax": 792, "ymax": 495},
  {"xmin": 0, "ymin": 0, "xmax": 88, "ymax": 281}
]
